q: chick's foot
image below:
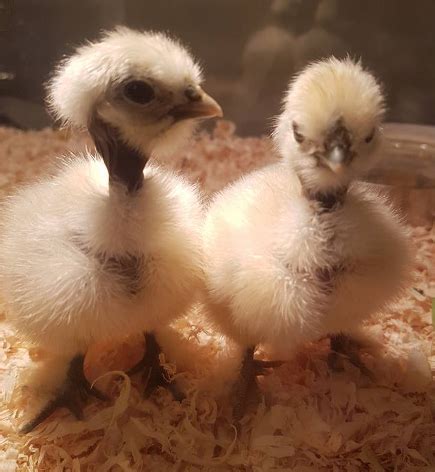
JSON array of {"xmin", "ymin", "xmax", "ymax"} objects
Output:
[
  {"xmin": 233, "ymin": 347, "xmax": 284, "ymax": 422},
  {"xmin": 328, "ymin": 333, "xmax": 374, "ymax": 380},
  {"xmin": 129, "ymin": 332, "xmax": 185, "ymax": 401},
  {"xmin": 20, "ymin": 354, "xmax": 108, "ymax": 434}
]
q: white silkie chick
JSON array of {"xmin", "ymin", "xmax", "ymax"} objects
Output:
[
  {"xmin": 203, "ymin": 57, "xmax": 412, "ymax": 420},
  {"xmin": 0, "ymin": 27, "xmax": 222, "ymax": 433}
]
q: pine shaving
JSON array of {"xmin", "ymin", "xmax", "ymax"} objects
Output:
[{"xmin": 0, "ymin": 123, "xmax": 433, "ymax": 470}]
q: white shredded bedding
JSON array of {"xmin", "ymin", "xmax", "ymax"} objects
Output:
[{"xmin": 0, "ymin": 123, "xmax": 433, "ymax": 471}]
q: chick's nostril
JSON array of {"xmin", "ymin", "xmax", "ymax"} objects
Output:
[{"xmin": 184, "ymin": 85, "xmax": 202, "ymax": 102}]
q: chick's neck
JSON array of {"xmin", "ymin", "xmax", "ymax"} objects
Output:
[
  {"xmin": 88, "ymin": 115, "xmax": 147, "ymax": 194},
  {"xmin": 298, "ymin": 175, "xmax": 348, "ymax": 212},
  {"xmin": 305, "ymin": 187, "xmax": 348, "ymax": 212}
]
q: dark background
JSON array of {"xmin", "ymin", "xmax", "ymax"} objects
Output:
[{"xmin": 1, "ymin": 0, "xmax": 435, "ymax": 135}]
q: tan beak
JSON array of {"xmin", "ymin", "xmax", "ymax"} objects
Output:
[{"xmin": 170, "ymin": 89, "xmax": 223, "ymax": 121}]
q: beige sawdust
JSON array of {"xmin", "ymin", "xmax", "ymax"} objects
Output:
[{"xmin": 0, "ymin": 122, "xmax": 433, "ymax": 471}]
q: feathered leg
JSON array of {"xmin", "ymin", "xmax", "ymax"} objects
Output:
[
  {"xmin": 233, "ymin": 346, "xmax": 284, "ymax": 422},
  {"xmin": 20, "ymin": 354, "xmax": 108, "ymax": 434},
  {"xmin": 129, "ymin": 332, "xmax": 185, "ymax": 401},
  {"xmin": 328, "ymin": 333, "xmax": 374, "ymax": 380}
]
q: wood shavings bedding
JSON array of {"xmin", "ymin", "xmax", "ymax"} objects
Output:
[{"xmin": 0, "ymin": 123, "xmax": 433, "ymax": 471}]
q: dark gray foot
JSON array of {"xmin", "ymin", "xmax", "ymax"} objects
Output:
[
  {"xmin": 233, "ymin": 347, "xmax": 284, "ymax": 422},
  {"xmin": 128, "ymin": 332, "xmax": 184, "ymax": 402},
  {"xmin": 20, "ymin": 355, "xmax": 108, "ymax": 434},
  {"xmin": 328, "ymin": 334, "xmax": 374, "ymax": 380}
]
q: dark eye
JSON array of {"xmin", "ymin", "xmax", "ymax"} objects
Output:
[
  {"xmin": 365, "ymin": 128, "xmax": 376, "ymax": 143},
  {"xmin": 292, "ymin": 121, "xmax": 304, "ymax": 144},
  {"xmin": 123, "ymin": 80, "xmax": 155, "ymax": 105}
]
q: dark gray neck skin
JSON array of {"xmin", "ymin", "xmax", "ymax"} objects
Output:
[
  {"xmin": 88, "ymin": 114, "xmax": 147, "ymax": 194},
  {"xmin": 84, "ymin": 114, "xmax": 146, "ymax": 294},
  {"xmin": 298, "ymin": 176, "xmax": 349, "ymax": 286},
  {"xmin": 304, "ymin": 187, "xmax": 348, "ymax": 212},
  {"xmin": 297, "ymin": 174, "xmax": 348, "ymax": 213}
]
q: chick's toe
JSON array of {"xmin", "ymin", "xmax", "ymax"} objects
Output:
[
  {"xmin": 328, "ymin": 334, "xmax": 374, "ymax": 380},
  {"xmin": 20, "ymin": 355, "xmax": 108, "ymax": 434},
  {"xmin": 129, "ymin": 332, "xmax": 185, "ymax": 402},
  {"xmin": 232, "ymin": 347, "xmax": 284, "ymax": 422}
]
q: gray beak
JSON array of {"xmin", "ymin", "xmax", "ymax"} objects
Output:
[
  {"xmin": 326, "ymin": 145, "xmax": 352, "ymax": 174},
  {"xmin": 324, "ymin": 122, "xmax": 353, "ymax": 173}
]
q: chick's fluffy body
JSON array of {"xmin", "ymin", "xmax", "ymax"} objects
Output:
[
  {"xmin": 203, "ymin": 163, "xmax": 411, "ymax": 358},
  {"xmin": 0, "ymin": 157, "xmax": 203, "ymax": 355},
  {"xmin": 204, "ymin": 58, "xmax": 412, "ymax": 357},
  {"xmin": 0, "ymin": 28, "xmax": 212, "ymax": 359}
]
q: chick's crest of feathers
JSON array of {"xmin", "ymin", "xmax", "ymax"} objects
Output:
[
  {"xmin": 274, "ymin": 57, "xmax": 385, "ymax": 155},
  {"xmin": 47, "ymin": 27, "xmax": 202, "ymax": 128}
]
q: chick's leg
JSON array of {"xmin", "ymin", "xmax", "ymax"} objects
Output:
[
  {"xmin": 129, "ymin": 332, "xmax": 184, "ymax": 401},
  {"xmin": 20, "ymin": 354, "xmax": 108, "ymax": 434},
  {"xmin": 233, "ymin": 347, "xmax": 284, "ymax": 422},
  {"xmin": 328, "ymin": 333, "xmax": 374, "ymax": 380}
]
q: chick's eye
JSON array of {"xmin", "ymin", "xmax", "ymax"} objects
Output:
[
  {"xmin": 292, "ymin": 121, "xmax": 304, "ymax": 144},
  {"xmin": 365, "ymin": 128, "xmax": 376, "ymax": 143},
  {"xmin": 123, "ymin": 80, "xmax": 155, "ymax": 105}
]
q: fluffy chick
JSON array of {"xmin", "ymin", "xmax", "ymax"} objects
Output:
[
  {"xmin": 0, "ymin": 27, "xmax": 222, "ymax": 432},
  {"xmin": 203, "ymin": 57, "xmax": 412, "ymax": 420}
]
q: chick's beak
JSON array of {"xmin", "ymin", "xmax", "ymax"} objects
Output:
[
  {"xmin": 326, "ymin": 145, "xmax": 351, "ymax": 174},
  {"xmin": 169, "ymin": 88, "xmax": 223, "ymax": 121},
  {"xmin": 324, "ymin": 123, "xmax": 353, "ymax": 174}
]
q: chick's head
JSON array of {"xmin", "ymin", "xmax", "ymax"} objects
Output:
[
  {"xmin": 48, "ymin": 27, "xmax": 222, "ymax": 158},
  {"xmin": 274, "ymin": 57, "xmax": 385, "ymax": 193}
]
